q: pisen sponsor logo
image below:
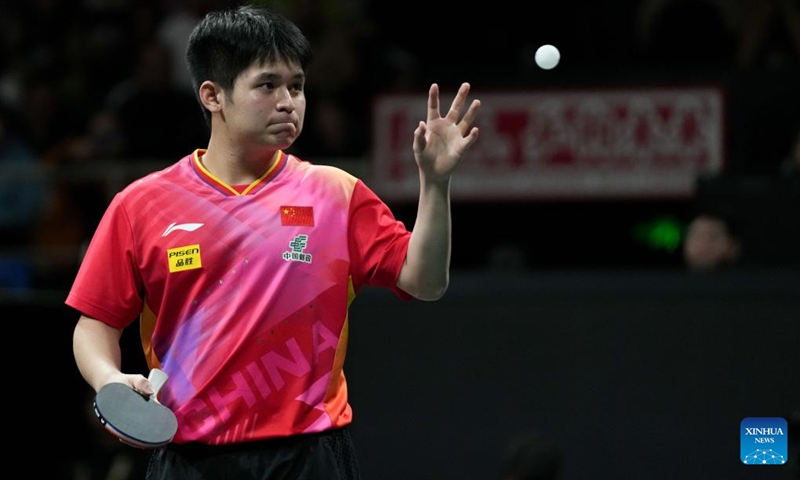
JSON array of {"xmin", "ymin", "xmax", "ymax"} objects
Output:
[{"xmin": 167, "ymin": 244, "xmax": 202, "ymax": 272}]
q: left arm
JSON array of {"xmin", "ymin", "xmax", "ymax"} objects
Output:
[{"xmin": 397, "ymin": 82, "xmax": 481, "ymax": 300}]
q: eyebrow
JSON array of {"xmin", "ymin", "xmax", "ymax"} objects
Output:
[{"xmin": 252, "ymin": 71, "xmax": 305, "ymax": 83}]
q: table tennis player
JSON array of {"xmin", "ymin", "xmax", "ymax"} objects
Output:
[{"xmin": 66, "ymin": 4, "xmax": 481, "ymax": 479}]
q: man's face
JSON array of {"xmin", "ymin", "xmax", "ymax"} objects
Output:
[
  {"xmin": 682, "ymin": 215, "xmax": 739, "ymax": 271},
  {"xmin": 221, "ymin": 59, "xmax": 306, "ymax": 150}
]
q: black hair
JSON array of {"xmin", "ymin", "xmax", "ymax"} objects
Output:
[{"xmin": 185, "ymin": 4, "xmax": 313, "ymax": 125}]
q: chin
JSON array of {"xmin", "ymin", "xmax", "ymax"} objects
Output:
[
  {"xmin": 265, "ymin": 134, "xmax": 296, "ymax": 150},
  {"xmin": 277, "ymin": 138, "xmax": 296, "ymax": 150}
]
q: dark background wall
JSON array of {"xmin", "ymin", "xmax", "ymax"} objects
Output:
[
  {"xmin": 22, "ymin": 270, "xmax": 799, "ymax": 479},
  {"xmin": 345, "ymin": 271, "xmax": 800, "ymax": 480}
]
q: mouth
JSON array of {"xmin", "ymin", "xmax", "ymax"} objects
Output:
[
  {"xmin": 270, "ymin": 122, "xmax": 297, "ymax": 134},
  {"xmin": 268, "ymin": 122, "xmax": 299, "ymax": 147}
]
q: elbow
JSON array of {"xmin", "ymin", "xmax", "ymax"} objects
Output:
[
  {"xmin": 397, "ymin": 264, "xmax": 450, "ymax": 300},
  {"xmin": 414, "ymin": 280, "xmax": 449, "ymax": 301}
]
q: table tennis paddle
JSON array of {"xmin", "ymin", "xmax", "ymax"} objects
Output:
[{"xmin": 93, "ymin": 368, "xmax": 178, "ymax": 448}]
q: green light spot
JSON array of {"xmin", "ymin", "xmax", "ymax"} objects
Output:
[{"xmin": 633, "ymin": 216, "xmax": 684, "ymax": 252}]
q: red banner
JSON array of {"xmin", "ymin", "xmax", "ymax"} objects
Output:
[{"xmin": 370, "ymin": 87, "xmax": 725, "ymax": 201}]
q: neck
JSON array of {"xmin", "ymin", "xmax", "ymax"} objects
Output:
[{"xmin": 201, "ymin": 140, "xmax": 279, "ymax": 186}]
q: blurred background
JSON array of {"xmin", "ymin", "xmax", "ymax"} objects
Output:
[{"xmin": 2, "ymin": 0, "xmax": 798, "ymax": 479}]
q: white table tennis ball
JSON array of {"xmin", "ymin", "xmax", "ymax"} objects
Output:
[{"xmin": 535, "ymin": 44, "xmax": 560, "ymax": 70}]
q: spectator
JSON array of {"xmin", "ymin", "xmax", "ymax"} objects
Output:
[
  {"xmin": 682, "ymin": 207, "xmax": 742, "ymax": 272},
  {"xmin": 105, "ymin": 39, "xmax": 207, "ymax": 161},
  {"xmin": 286, "ymin": 1, "xmax": 378, "ymax": 159},
  {"xmin": 0, "ymin": 100, "xmax": 48, "ymax": 247},
  {"xmin": 0, "ymin": 100, "xmax": 48, "ymax": 288}
]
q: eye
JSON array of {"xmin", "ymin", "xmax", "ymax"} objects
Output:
[{"xmin": 290, "ymin": 82, "xmax": 304, "ymax": 92}]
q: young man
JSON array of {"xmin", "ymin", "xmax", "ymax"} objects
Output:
[{"xmin": 67, "ymin": 5, "xmax": 480, "ymax": 479}]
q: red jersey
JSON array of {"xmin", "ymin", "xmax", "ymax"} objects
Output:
[{"xmin": 66, "ymin": 149, "xmax": 411, "ymax": 444}]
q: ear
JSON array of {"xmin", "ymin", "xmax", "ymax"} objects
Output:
[{"xmin": 198, "ymin": 80, "xmax": 223, "ymax": 114}]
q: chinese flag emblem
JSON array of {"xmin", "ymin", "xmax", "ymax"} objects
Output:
[{"xmin": 280, "ymin": 206, "xmax": 314, "ymax": 226}]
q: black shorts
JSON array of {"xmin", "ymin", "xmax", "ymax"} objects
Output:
[{"xmin": 146, "ymin": 427, "xmax": 361, "ymax": 480}]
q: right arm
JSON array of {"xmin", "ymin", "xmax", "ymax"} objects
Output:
[{"xmin": 73, "ymin": 315, "xmax": 153, "ymax": 394}]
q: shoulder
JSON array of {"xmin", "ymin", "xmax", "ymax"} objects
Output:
[
  {"xmin": 114, "ymin": 155, "xmax": 193, "ymax": 203},
  {"xmin": 124, "ymin": 154, "xmax": 193, "ymax": 188},
  {"xmin": 287, "ymin": 154, "xmax": 360, "ymax": 188},
  {"xmin": 287, "ymin": 155, "xmax": 387, "ymax": 207}
]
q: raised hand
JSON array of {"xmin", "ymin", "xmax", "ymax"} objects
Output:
[{"xmin": 412, "ymin": 82, "xmax": 481, "ymax": 183}]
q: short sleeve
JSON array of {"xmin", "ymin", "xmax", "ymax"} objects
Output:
[
  {"xmin": 347, "ymin": 180, "xmax": 412, "ymax": 299},
  {"xmin": 65, "ymin": 194, "xmax": 144, "ymax": 328}
]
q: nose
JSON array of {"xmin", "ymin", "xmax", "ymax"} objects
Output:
[{"xmin": 276, "ymin": 87, "xmax": 295, "ymax": 112}]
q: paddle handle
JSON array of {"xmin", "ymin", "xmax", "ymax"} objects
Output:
[{"xmin": 148, "ymin": 368, "xmax": 169, "ymax": 403}]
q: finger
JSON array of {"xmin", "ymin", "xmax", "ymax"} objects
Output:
[
  {"xmin": 462, "ymin": 126, "xmax": 480, "ymax": 150},
  {"xmin": 131, "ymin": 376, "xmax": 154, "ymax": 395},
  {"xmin": 412, "ymin": 121, "xmax": 427, "ymax": 154},
  {"xmin": 445, "ymin": 82, "xmax": 471, "ymax": 122},
  {"xmin": 427, "ymin": 83, "xmax": 440, "ymax": 121},
  {"xmin": 459, "ymin": 99, "xmax": 482, "ymax": 135}
]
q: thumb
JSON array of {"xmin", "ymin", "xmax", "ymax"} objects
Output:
[
  {"xmin": 131, "ymin": 376, "xmax": 154, "ymax": 396},
  {"xmin": 412, "ymin": 121, "xmax": 427, "ymax": 155}
]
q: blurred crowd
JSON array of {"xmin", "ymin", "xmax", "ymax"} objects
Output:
[
  {"xmin": 0, "ymin": 0, "xmax": 409, "ymax": 290},
  {"xmin": 2, "ymin": 0, "xmax": 800, "ymax": 292}
]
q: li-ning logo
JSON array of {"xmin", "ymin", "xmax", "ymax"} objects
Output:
[
  {"xmin": 162, "ymin": 222, "xmax": 204, "ymax": 237},
  {"xmin": 282, "ymin": 235, "xmax": 312, "ymax": 264},
  {"xmin": 740, "ymin": 417, "xmax": 788, "ymax": 465},
  {"xmin": 167, "ymin": 244, "xmax": 202, "ymax": 272}
]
